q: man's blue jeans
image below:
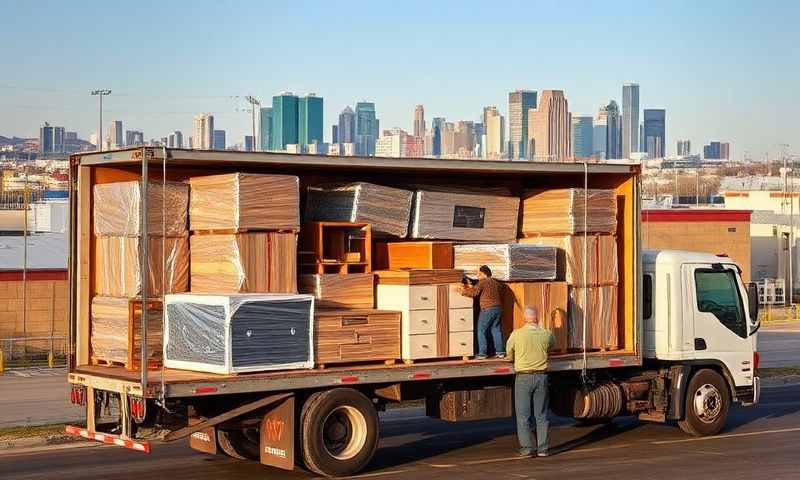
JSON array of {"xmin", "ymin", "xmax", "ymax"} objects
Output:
[
  {"xmin": 514, "ymin": 372, "xmax": 549, "ymax": 455},
  {"xmin": 476, "ymin": 305, "xmax": 504, "ymax": 356}
]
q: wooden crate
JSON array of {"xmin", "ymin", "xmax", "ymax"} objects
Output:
[
  {"xmin": 427, "ymin": 386, "xmax": 513, "ymax": 422},
  {"xmin": 298, "ymin": 273, "xmax": 375, "ymax": 309},
  {"xmin": 300, "ymin": 221, "xmax": 372, "ymax": 274},
  {"xmin": 501, "ymin": 282, "xmax": 569, "ymax": 353},
  {"xmin": 90, "ymin": 297, "xmax": 162, "ymax": 371},
  {"xmin": 190, "ymin": 232, "xmax": 297, "ymax": 293},
  {"xmin": 314, "ymin": 309, "xmax": 401, "ymax": 366},
  {"xmin": 374, "ymin": 241, "xmax": 454, "ymax": 270}
]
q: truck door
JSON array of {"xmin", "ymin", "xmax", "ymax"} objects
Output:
[{"xmin": 686, "ymin": 263, "xmax": 754, "ymax": 387}]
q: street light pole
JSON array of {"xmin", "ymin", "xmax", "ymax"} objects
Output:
[
  {"xmin": 245, "ymin": 96, "xmax": 261, "ymax": 151},
  {"xmin": 90, "ymin": 89, "xmax": 111, "ymax": 150}
]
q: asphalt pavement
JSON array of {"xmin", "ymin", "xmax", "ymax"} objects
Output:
[
  {"xmin": 759, "ymin": 321, "xmax": 800, "ymax": 368},
  {"xmin": 1, "ymin": 382, "xmax": 799, "ymax": 480}
]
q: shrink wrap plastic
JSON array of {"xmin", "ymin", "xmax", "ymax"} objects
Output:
[
  {"xmin": 190, "ymin": 232, "xmax": 297, "ymax": 293},
  {"xmin": 454, "ymin": 244, "xmax": 558, "ymax": 281},
  {"xmin": 568, "ymin": 286, "xmax": 618, "ymax": 350},
  {"xmin": 523, "ymin": 234, "xmax": 618, "ymax": 286},
  {"xmin": 410, "ymin": 189, "xmax": 520, "ymax": 242},
  {"xmin": 93, "ymin": 181, "xmax": 189, "ymax": 237},
  {"xmin": 305, "ymin": 183, "xmax": 414, "ymax": 238},
  {"xmin": 298, "ymin": 273, "xmax": 375, "ymax": 309},
  {"xmin": 189, "ymin": 173, "xmax": 300, "ymax": 231},
  {"xmin": 90, "ymin": 296, "xmax": 162, "ymax": 364},
  {"xmin": 94, "ymin": 236, "xmax": 189, "ymax": 297},
  {"xmin": 522, "ymin": 189, "xmax": 617, "ymax": 235},
  {"xmin": 163, "ymin": 293, "xmax": 314, "ymax": 374}
]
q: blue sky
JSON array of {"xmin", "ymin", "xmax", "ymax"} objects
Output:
[{"xmin": 1, "ymin": 0, "xmax": 797, "ymax": 158}]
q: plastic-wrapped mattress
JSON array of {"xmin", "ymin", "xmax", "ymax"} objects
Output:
[{"xmin": 453, "ymin": 244, "xmax": 558, "ymax": 281}]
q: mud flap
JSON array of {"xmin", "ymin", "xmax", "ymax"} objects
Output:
[
  {"xmin": 188, "ymin": 416, "xmax": 217, "ymax": 455},
  {"xmin": 260, "ymin": 395, "xmax": 295, "ymax": 470}
]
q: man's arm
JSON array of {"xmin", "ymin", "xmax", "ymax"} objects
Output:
[
  {"xmin": 459, "ymin": 280, "xmax": 484, "ymax": 298},
  {"xmin": 505, "ymin": 331, "xmax": 515, "ymax": 361}
]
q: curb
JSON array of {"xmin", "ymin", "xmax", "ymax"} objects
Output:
[{"xmin": 0, "ymin": 440, "xmax": 99, "ymax": 456}]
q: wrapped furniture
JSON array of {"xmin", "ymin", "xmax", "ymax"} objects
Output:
[
  {"xmin": 305, "ymin": 183, "xmax": 413, "ymax": 238},
  {"xmin": 314, "ymin": 309, "xmax": 401, "ymax": 366},
  {"xmin": 190, "ymin": 232, "xmax": 297, "ymax": 294},
  {"xmin": 93, "ymin": 181, "xmax": 189, "ymax": 237},
  {"xmin": 521, "ymin": 235, "xmax": 618, "ymax": 286},
  {"xmin": 453, "ymin": 244, "xmax": 558, "ymax": 281},
  {"xmin": 374, "ymin": 269, "xmax": 464, "ymax": 286},
  {"xmin": 164, "ymin": 293, "xmax": 315, "ymax": 374},
  {"xmin": 299, "ymin": 273, "xmax": 375, "ymax": 309},
  {"xmin": 501, "ymin": 282, "xmax": 568, "ymax": 352},
  {"xmin": 521, "ymin": 189, "xmax": 617, "ymax": 235},
  {"xmin": 94, "ymin": 236, "xmax": 189, "ymax": 297},
  {"xmin": 376, "ymin": 274, "xmax": 474, "ymax": 361},
  {"xmin": 189, "ymin": 173, "xmax": 300, "ymax": 232},
  {"xmin": 374, "ymin": 241, "xmax": 454, "ymax": 270},
  {"xmin": 568, "ymin": 286, "xmax": 618, "ymax": 350},
  {"xmin": 410, "ymin": 189, "xmax": 520, "ymax": 242},
  {"xmin": 90, "ymin": 297, "xmax": 163, "ymax": 370}
]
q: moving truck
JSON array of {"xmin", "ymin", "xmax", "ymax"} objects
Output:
[{"xmin": 65, "ymin": 148, "xmax": 760, "ymax": 477}]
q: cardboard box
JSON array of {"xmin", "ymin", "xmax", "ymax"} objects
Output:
[
  {"xmin": 94, "ymin": 236, "xmax": 189, "ymax": 297},
  {"xmin": 93, "ymin": 181, "xmax": 189, "ymax": 237},
  {"xmin": 568, "ymin": 285, "xmax": 619, "ymax": 350}
]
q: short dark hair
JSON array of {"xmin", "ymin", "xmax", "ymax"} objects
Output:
[{"xmin": 479, "ymin": 265, "xmax": 492, "ymax": 277}]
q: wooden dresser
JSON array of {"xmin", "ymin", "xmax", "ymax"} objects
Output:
[{"xmin": 314, "ymin": 309, "xmax": 401, "ymax": 366}]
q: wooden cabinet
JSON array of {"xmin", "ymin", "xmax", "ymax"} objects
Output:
[
  {"xmin": 375, "ymin": 241, "xmax": 454, "ymax": 270},
  {"xmin": 377, "ymin": 283, "xmax": 475, "ymax": 361},
  {"xmin": 300, "ymin": 221, "xmax": 372, "ymax": 274},
  {"xmin": 314, "ymin": 309, "xmax": 401, "ymax": 366}
]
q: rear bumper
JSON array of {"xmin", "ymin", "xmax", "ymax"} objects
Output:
[{"xmin": 65, "ymin": 425, "xmax": 151, "ymax": 453}]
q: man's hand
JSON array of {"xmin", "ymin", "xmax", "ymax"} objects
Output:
[{"xmin": 457, "ymin": 284, "xmax": 466, "ymax": 294}]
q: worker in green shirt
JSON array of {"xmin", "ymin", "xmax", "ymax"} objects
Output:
[{"xmin": 506, "ymin": 306, "xmax": 555, "ymax": 458}]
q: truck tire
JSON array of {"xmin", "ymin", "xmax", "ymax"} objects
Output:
[
  {"xmin": 217, "ymin": 428, "xmax": 260, "ymax": 460},
  {"xmin": 300, "ymin": 388, "xmax": 379, "ymax": 477},
  {"xmin": 678, "ymin": 369, "xmax": 730, "ymax": 437}
]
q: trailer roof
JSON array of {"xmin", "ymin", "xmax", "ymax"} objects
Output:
[{"xmin": 72, "ymin": 147, "xmax": 640, "ymax": 175}]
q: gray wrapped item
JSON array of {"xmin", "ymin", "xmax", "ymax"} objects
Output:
[
  {"xmin": 453, "ymin": 244, "xmax": 558, "ymax": 281},
  {"xmin": 164, "ymin": 293, "xmax": 315, "ymax": 374},
  {"xmin": 305, "ymin": 183, "xmax": 413, "ymax": 237},
  {"xmin": 410, "ymin": 189, "xmax": 520, "ymax": 242}
]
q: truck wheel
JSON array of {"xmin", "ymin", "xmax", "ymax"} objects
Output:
[
  {"xmin": 300, "ymin": 388, "xmax": 379, "ymax": 477},
  {"xmin": 678, "ymin": 369, "xmax": 730, "ymax": 436},
  {"xmin": 217, "ymin": 428, "xmax": 260, "ymax": 460}
]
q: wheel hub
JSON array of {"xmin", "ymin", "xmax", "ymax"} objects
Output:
[
  {"xmin": 322, "ymin": 406, "xmax": 368, "ymax": 461},
  {"xmin": 693, "ymin": 383, "xmax": 722, "ymax": 424}
]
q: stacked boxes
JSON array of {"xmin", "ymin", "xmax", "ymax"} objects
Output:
[
  {"xmin": 188, "ymin": 173, "xmax": 300, "ymax": 294},
  {"xmin": 501, "ymin": 282, "xmax": 569, "ymax": 352},
  {"xmin": 453, "ymin": 244, "xmax": 559, "ymax": 281},
  {"xmin": 91, "ymin": 181, "xmax": 190, "ymax": 369}
]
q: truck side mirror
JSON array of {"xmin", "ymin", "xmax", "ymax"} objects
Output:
[{"xmin": 746, "ymin": 282, "xmax": 759, "ymax": 325}]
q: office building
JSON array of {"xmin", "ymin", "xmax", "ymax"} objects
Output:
[
  {"xmin": 414, "ymin": 105, "xmax": 425, "ymax": 138},
  {"xmin": 213, "ymin": 130, "xmax": 226, "ymax": 150},
  {"xmin": 677, "ymin": 139, "xmax": 691, "ymax": 156},
  {"xmin": 39, "ymin": 123, "xmax": 65, "ymax": 154},
  {"xmin": 376, "ymin": 128, "xmax": 406, "ymax": 158},
  {"xmin": 192, "ymin": 113, "xmax": 214, "ymax": 150},
  {"xmin": 298, "ymin": 93, "xmax": 323, "ymax": 148},
  {"xmin": 508, "ymin": 90, "xmax": 537, "ymax": 159},
  {"xmin": 355, "ymin": 102, "xmax": 379, "ymax": 156},
  {"xmin": 338, "ymin": 106, "xmax": 355, "ymax": 144},
  {"xmin": 528, "ymin": 90, "xmax": 571, "ymax": 162},
  {"xmin": 107, "ymin": 120, "xmax": 123, "ymax": 148},
  {"xmin": 431, "ymin": 117, "xmax": 445, "ymax": 157},
  {"xmin": 331, "ymin": 125, "xmax": 338, "ymax": 144},
  {"xmin": 484, "ymin": 107, "xmax": 504, "ymax": 159},
  {"xmin": 259, "ymin": 107, "xmax": 272, "ymax": 151},
  {"xmin": 571, "ymin": 115, "xmax": 593, "ymax": 158},
  {"xmin": 704, "ymin": 141, "xmax": 721, "ymax": 159},
  {"xmin": 622, "ymin": 83, "xmax": 639, "ymax": 158},
  {"xmin": 720, "ymin": 142, "xmax": 730, "ymax": 160},
  {"xmin": 595, "ymin": 100, "xmax": 622, "ymax": 159},
  {"xmin": 643, "ymin": 109, "xmax": 666, "ymax": 158},
  {"xmin": 125, "ymin": 130, "xmax": 144, "ymax": 146},
  {"xmin": 271, "ymin": 93, "xmax": 299, "ymax": 151},
  {"xmin": 244, "ymin": 135, "xmax": 254, "ymax": 151},
  {"xmin": 593, "ymin": 114, "xmax": 607, "ymax": 159}
]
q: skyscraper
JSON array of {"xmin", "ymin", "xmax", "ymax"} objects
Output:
[
  {"xmin": 192, "ymin": 114, "xmax": 214, "ymax": 150},
  {"xmin": 271, "ymin": 93, "xmax": 299, "ymax": 151},
  {"xmin": 414, "ymin": 105, "xmax": 425, "ymax": 138},
  {"xmin": 244, "ymin": 135, "xmax": 254, "ymax": 151},
  {"xmin": 298, "ymin": 93, "xmax": 323, "ymax": 148},
  {"xmin": 167, "ymin": 131, "xmax": 183, "ymax": 148},
  {"xmin": 643, "ymin": 109, "xmax": 666, "ymax": 158},
  {"xmin": 338, "ymin": 106, "xmax": 355, "ymax": 144},
  {"xmin": 39, "ymin": 122, "xmax": 65, "ymax": 154},
  {"xmin": 125, "ymin": 130, "xmax": 144, "ymax": 146},
  {"xmin": 484, "ymin": 107, "xmax": 504, "ymax": 159},
  {"xmin": 677, "ymin": 140, "xmax": 691, "ymax": 156},
  {"xmin": 355, "ymin": 102, "xmax": 379, "ymax": 156},
  {"xmin": 213, "ymin": 130, "xmax": 226, "ymax": 150},
  {"xmin": 331, "ymin": 125, "xmax": 338, "ymax": 144},
  {"xmin": 596, "ymin": 101, "xmax": 622, "ymax": 159},
  {"xmin": 592, "ymin": 114, "xmax": 607, "ymax": 159},
  {"xmin": 508, "ymin": 90, "xmax": 537, "ymax": 160},
  {"xmin": 571, "ymin": 116, "xmax": 594, "ymax": 158},
  {"xmin": 528, "ymin": 90, "xmax": 571, "ymax": 162},
  {"xmin": 720, "ymin": 142, "xmax": 730, "ymax": 160},
  {"xmin": 622, "ymin": 83, "xmax": 639, "ymax": 158},
  {"xmin": 108, "ymin": 120, "xmax": 123, "ymax": 148},
  {"xmin": 259, "ymin": 107, "xmax": 272, "ymax": 151}
]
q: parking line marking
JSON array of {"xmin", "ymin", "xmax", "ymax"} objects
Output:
[{"xmin": 651, "ymin": 426, "xmax": 800, "ymax": 445}]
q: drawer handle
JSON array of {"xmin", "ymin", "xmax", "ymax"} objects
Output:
[
  {"xmin": 422, "ymin": 344, "xmax": 429, "ymax": 349},
  {"xmin": 460, "ymin": 342, "xmax": 467, "ymax": 346},
  {"xmin": 420, "ymin": 296, "xmax": 429, "ymax": 301},
  {"xmin": 421, "ymin": 319, "xmax": 428, "ymax": 324}
]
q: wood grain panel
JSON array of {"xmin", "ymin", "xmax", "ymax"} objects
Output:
[
  {"xmin": 313, "ymin": 309, "xmax": 401, "ymax": 365},
  {"xmin": 436, "ymin": 284, "xmax": 449, "ymax": 357}
]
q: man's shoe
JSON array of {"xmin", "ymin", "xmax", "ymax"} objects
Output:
[
  {"xmin": 494, "ymin": 353, "xmax": 507, "ymax": 359},
  {"xmin": 537, "ymin": 452, "xmax": 549, "ymax": 458},
  {"xmin": 475, "ymin": 354, "xmax": 488, "ymax": 360},
  {"xmin": 517, "ymin": 449, "xmax": 533, "ymax": 458}
]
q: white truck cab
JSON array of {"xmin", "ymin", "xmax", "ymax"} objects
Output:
[{"xmin": 642, "ymin": 250, "xmax": 760, "ymax": 434}]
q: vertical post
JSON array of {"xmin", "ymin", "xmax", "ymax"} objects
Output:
[
  {"xmin": 252, "ymin": 107, "xmax": 257, "ymax": 152},
  {"xmin": 790, "ymin": 154, "xmax": 794, "ymax": 306},
  {"xmin": 98, "ymin": 94, "xmax": 103, "ymax": 151},
  {"xmin": 139, "ymin": 147, "xmax": 149, "ymax": 391},
  {"xmin": 22, "ymin": 163, "xmax": 28, "ymax": 358}
]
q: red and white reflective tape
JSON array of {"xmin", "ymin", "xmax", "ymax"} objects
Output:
[{"xmin": 65, "ymin": 425, "xmax": 151, "ymax": 453}]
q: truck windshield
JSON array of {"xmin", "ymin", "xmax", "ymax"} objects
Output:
[{"xmin": 694, "ymin": 269, "xmax": 747, "ymax": 338}]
